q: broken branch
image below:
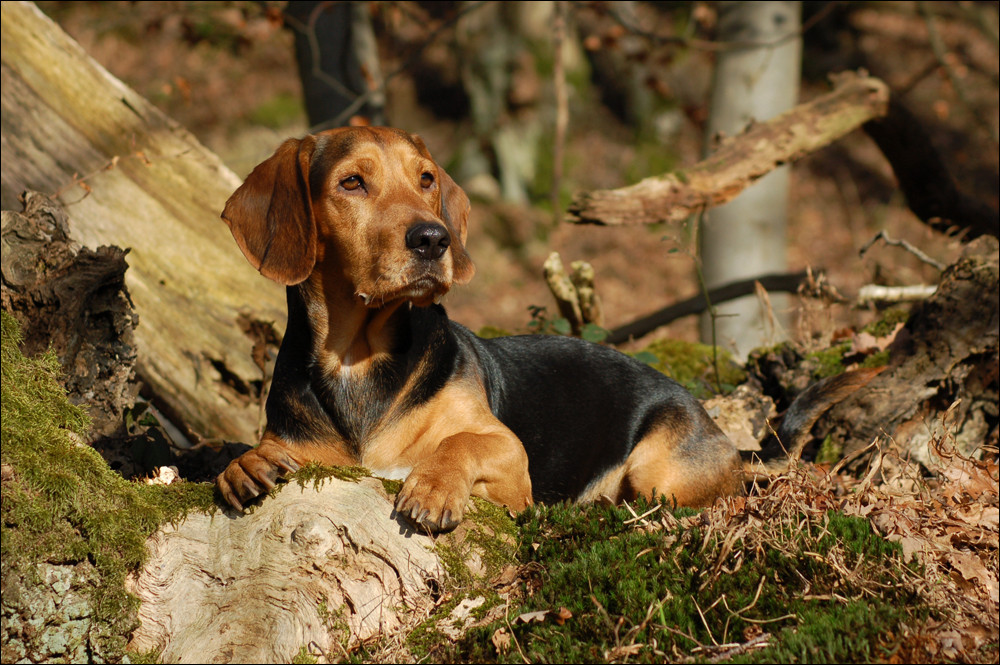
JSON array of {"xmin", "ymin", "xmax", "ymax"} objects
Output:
[{"xmin": 567, "ymin": 71, "xmax": 890, "ymax": 226}]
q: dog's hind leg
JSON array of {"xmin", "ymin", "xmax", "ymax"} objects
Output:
[{"xmin": 618, "ymin": 414, "xmax": 742, "ymax": 508}]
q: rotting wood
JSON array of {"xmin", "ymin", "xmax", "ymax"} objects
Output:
[
  {"xmin": 1, "ymin": 191, "xmax": 138, "ymax": 440},
  {"xmin": 1, "ymin": 1, "xmax": 285, "ymax": 443},
  {"xmin": 566, "ymin": 71, "xmax": 890, "ymax": 226},
  {"xmin": 820, "ymin": 236, "xmax": 999, "ymax": 466},
  {"xmin": 543, "ymin": 252, "xmax": 584, "ymax": 332}
]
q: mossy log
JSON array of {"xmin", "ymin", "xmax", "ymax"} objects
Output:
[
  {"xmin": 1, "ymin": 1, "xmax": 284, "ymax": 443},
  {"xmin": 2, "ymin": 191, "xmax": 139, "ymax": 440}
]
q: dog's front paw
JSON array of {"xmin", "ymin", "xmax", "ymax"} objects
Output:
[
  {"xmin": 395, "ymin": 466, "xmax": 473, "ymax": 532},
  {"xmin": 217, "ymin": 444, "xmax": 300, "ymax": 510}
]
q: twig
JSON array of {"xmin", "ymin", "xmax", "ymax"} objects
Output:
[
  {"xmin": 605, "ymin": 270, "xmax": 810, "ymax": 344},
  {"xmin": 859, "ymin": 229, "xmax": 947, "ymax": 271},
  {"xmin": 826, "ymin": 438, "xmax": 880, "ymax": 480},
  {"xmin": 504, "ymin": 601, "xmax": 531, "ymax": 665},
  {"xmin": 623, "ymin": 503, "xmax": 663, "ymax": 526},
  {"xmin": 692, "ymin": 217, "xmax": 723, "ymax": 395},
  {"xmin": 692, "ymin": 598, "xmax": 717, "ymax": 646},
  {"xmin": 569, "ymin": 71, "xmax": 890, "ymax": 226},
  {"xmin": 706, "ymin": 632, "xmax": 772, "ymax": 662},
  {"xmin": 542, "ymin": 252, "xmax": 583, "ymax": 332}
]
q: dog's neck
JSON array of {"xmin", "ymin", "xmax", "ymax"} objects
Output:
[
  {"xmin": 276, "ymin": 274, "xmax": 454, "ymax": 448},
  {"xmin": 300, "ymin": 270, "xmax": 407, "ymax": 378}
]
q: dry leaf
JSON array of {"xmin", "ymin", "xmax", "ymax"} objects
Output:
[{"xmin": 515, "ymin": 610, "xmax": 549, "ymax": 625}]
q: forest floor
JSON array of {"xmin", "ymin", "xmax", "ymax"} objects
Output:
[{"xmin": 19, "ymin": 2, "xmax": 1000, "ymax": 662}]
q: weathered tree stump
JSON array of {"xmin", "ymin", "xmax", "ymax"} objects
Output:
[
  {"xmin": 128, "ymin": 476, "xmax": 444, "ymax": 663},
  {"xmin": 2, "ymin": 191, "xmax": 138, "ymax": 439}
]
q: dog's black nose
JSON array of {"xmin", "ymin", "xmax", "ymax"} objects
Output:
[{"xmin": 405, "ymin": 223, "xmax": 451, "ymax": 261}]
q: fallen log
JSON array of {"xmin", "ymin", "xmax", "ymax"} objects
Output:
[
  {"xmin": 1, "ymin": 1, "xmax": 285, "ymax": 444},
  {"xmin": 820, "ymin": 236, "xmax": 999, "ymax": 465}
]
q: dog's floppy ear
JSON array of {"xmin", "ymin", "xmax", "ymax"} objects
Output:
[
  {"xmin": 436, "ymin": 166, "xmax": 476, "ymax": 285},
  {"xmin": 222, "ymin": 136, "xmax": 319, "ymax": 285}
]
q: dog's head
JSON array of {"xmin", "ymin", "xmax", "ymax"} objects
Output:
[{"xmin": 222, "ymin": 127, "xmax": 475, "ymax": 307}]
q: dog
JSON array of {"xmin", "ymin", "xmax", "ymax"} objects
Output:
[{"xmin": 216, "ymin": 127, "xmax": 864, "ymax": 531}]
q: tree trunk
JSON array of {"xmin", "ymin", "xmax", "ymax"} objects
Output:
[
  {"xmin": 1, "ymin": 1, "xmax": 285, "ymax": 445},
  {"xmin": 284, "ymin": 1, "xmax": 386, "ymax": 129},
  {"xmin": 699, "ymin": 1, "xmax": 803, "ymax": 359}
]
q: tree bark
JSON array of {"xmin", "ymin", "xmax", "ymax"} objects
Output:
[
  {"xmin": 698, "ymin": 1, "xmax": 802, "ymax": 358},
  {"xmin": 127, "ymin": 475, "xmax": 508, "ymax": 663},
  {"xmin": 819, "ymin": 236, "xmax": 999, "ymax": 466},
  {"xmin": 1, "ymin": 1, "xmax": 285, "ymax": 444},
  {"xmin": 1, "ymin": 192, "xmax": 139, "ymax": 440}
]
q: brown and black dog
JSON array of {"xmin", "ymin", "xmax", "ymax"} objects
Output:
[{"xmin": 216, "ymin": 127, "xmax": 855, "ymax": 531}]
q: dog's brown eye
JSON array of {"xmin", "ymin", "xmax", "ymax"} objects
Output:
[
  {"xmin": 420, "ymin": 172, "xmax": 435, "ymax": 189},
  {"xmin": 340, "ymin": 175, "xmax": 364, "ymax": 191}
]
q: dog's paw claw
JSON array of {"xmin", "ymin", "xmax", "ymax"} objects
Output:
[{"xmin": 216, "ymin": 444, "xmax": 300, "ymax": 510}]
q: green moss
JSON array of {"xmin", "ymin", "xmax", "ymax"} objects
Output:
[
  {"xmin": 816, "ymin": 434, "xmax": 843, "ymax": 465},
  {"xmin": 399, "ymin": 499, "xmax": 520, "ymax": 660},
  {"xmin": 125, "ymin": 647, "xmax": 163, "ymax": 664},
  {"xmin": 635, "ymin": 338, "xmax": 746, "ymax": 398},
  {"xmin": 434, "ymin": 499, "xmax": 928, "ymax": 664},
  {"xmin": 861, "ymin": 348, "xmax": 890, "ymax": 369},
  {"xmin": 432, "ymin": 498, "xmax": 519, "ymax": 589},
  {"xmin": 291, "ymin": 463, "xmax": 370, "ymax": 489},
  {"xmin": 861, "ymin": 307, "xmax": 910, "ymax": 338},
  {"xmin": 462, "ymin": 498, "xmax": 520, "ymax": 579},
  {"xmin": 291, "ymin": 645, "xmax": 319, "ymax": 664},
  {"xmin": 405, "ymin": 594, "xmax": 463, "ymax": 659},
  {"xmin": 0, "ymin": 312, "xmax": 215, "ymax": 659},
  {"xmin": 477, "ymin": 325, "xmax": 513, "ymax": 339},
  {"xmin": 805, "ymin": 342, "xmax": 852, "ymax": 379},
  {"xmin": 379, "ymin": 477, "xmax": 403, "ymax": 495}
]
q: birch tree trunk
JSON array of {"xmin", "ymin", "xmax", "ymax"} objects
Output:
[{"xmin": 699, "ymin": 1, "xmax": 802, "ymax": 359}]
